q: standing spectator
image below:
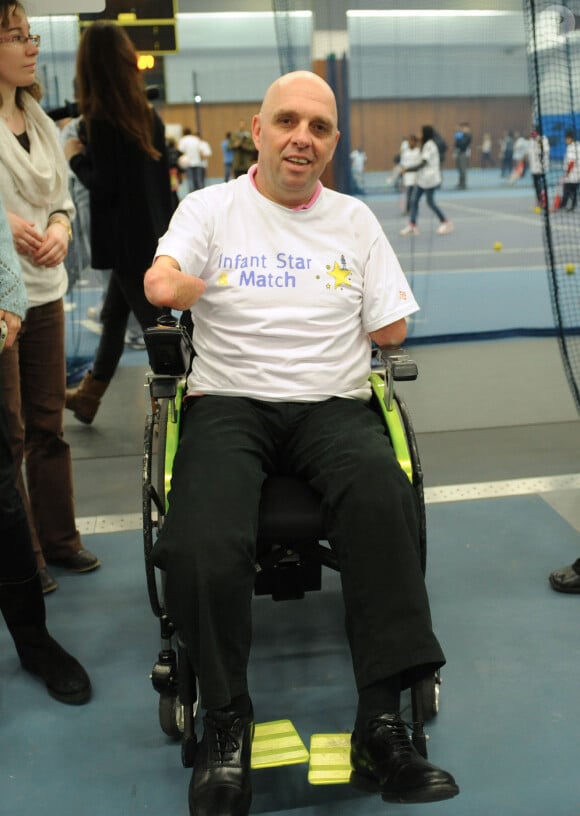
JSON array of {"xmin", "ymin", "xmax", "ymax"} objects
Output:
[
  {"xmin": 527, "ymin": 127, "xmax": 550, "ymax": 207},
  {"xmin": 229, "ymin": 120, "xmax": 257, "ymax": 178},
  {"xmin": 0, "ymin": 0, "xmax": 99, "ymax": 593},
  {"xmin": 480, "ymin": 132, "xmax": 494, "ymax": 167},
  {"xmin": 166, "ymin": 137, "xmax": 184, "ymax": 210},
  {"xmin": 349, "ymin": 145, "xmax": 367, "ymax": 194},
  {"xmin": 559, "ymin": 129, "xmax": 580, "ymax": 212},
  {"xmin": 453, "ymin": 122, "xmax": 471, "ymax": 190},
  {"xmin": 59, "ymin": 111, "xmax": 110, "ymax": 311},
  {"xmin": 63, "ymin": 21, "xmax": 173, "ymax": 425},
  {"xmin": 221, "ymin": 131, "xmax": 233, "ymax": 181},
  {"xmin": 400, "ymin": 125, "xmax": 454, "ymax": 236},
  {"xmin": 499, "ymin": 130, "xmax": 514, "ymax": 177},
  {"xmin": 59, "ymin": 112, "xmax": 143, "ymax": 351},
  {"xmin": 198, "ymin": 133, "xmax": 212, "ymax": 188},
  {"xmin": 178, "ymin": 127, "xmax": 202, "ymax": 192},
  {"xmin": 398, "ymin": 134, "xmax": 421, "ymax": 216},
  {"xmin": 512, "ymin": 131, "xmax": 530, "ymax": 180},
  {"xmin": 1, "ymin": 192, "xmax": 91, "ymax": 704}
]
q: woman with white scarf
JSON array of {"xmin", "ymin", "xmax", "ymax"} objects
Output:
[{"xmin": 0, "ymin": 1, "xmax": 99, "ymax": 594}]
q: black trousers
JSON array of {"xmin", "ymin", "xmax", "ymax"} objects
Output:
[
  {"xmin": 153, "ymin": 395, "xmax": 445, "ymax": 710},
  {"xmin": 560, "ymin": 182, "xmax": 578, "ymax": 211}
]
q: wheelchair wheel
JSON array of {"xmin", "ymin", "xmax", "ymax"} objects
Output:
[
  {"xmin": 143, "ymin": 400, "xmax": 167, "ymax": 618},
  {"xmin": 417, "ymin": 671, "xmax": 440, "ymax": 722},
  {"xmin": 159, "ymin": 692, "xmax": 183, "ymax": 739}
]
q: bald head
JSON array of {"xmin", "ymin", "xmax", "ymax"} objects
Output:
[
  {"xmin": 260, "ymin": 71, "xmax": 338, "ymax": 129},
  {"xmin": 251, "ymin": 70, "xmax": 340, "ymax": 207}
]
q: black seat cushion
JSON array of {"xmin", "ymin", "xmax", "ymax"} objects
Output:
[{"xmin": 257, "ymin": 476, "xmax": 325, "ymax": 548}]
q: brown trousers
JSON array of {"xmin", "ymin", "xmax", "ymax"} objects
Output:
[{"xmin": 0, "ymin": 299, "xmax": 82, "ymax": 566}]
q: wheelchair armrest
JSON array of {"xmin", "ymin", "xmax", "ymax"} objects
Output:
[
  {"xmin": 379, "ymin": 347, "xmax": 418, "ymax": 382},
  {"xmin": 144, "ymin": 322, "xmax": 194, "ymax": 378},
  {"xmin": 377, "ymin": 348, "xmax": 418, "ymax": 413},
  {"xmin": 147, "ymin": 373, "xmax": 181, "ymax": 402}
]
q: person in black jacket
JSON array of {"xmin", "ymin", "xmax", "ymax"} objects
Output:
[{"xmin": 63, "ymin": 22, "xmax": 173, "ymax": 424}]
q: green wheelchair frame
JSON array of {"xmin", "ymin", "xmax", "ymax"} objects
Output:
[{"xmin": 142, "ymin": 330, "xmax": 439, "ymax": 775}]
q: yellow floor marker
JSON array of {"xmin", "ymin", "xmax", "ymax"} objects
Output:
[
  {"xmin": 307, "ymin": 733, "xmax": 352, "ymax": 785},
  {"xmin": 251, "ymin": 720, "xmax": 309, "ymax": 769}
]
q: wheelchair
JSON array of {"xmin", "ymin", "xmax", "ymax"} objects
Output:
[{"xmin": 142, "ymin": 315, "xmax": 441, "ymax": 775}]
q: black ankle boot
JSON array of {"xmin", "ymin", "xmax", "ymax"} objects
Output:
[{"xmin": 0, "ymin": 573, "xmax": 91, "ymax": 705}]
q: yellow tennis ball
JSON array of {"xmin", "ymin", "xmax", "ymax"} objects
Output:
[
  {"xmin": 534, "ymin": 206, "xmax": 542, "ymax": 214},
  {"xmin": 493, "ymin": 241, "xmax": 503, "ymax": 252},
  {"xmin": 564, "ymin": 263, "xmax": 575, "ymax": 274}
]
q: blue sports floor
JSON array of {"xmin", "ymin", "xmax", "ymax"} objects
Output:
[
  {"xmin": 2, "ymin": 496, "xmax": 579, "ymax": 816},
  {"xmin": 2, "ymin": 171, "xmax": 580, "ymax": 816}
]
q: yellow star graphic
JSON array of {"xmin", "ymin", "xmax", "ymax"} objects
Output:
[
  {"xmin": 217, "ymin": 272, "xmax": 229, "ymax": 286},
  {"xmin": 326, "ymin": 261, "xmax": 352, "ymax": 289}
]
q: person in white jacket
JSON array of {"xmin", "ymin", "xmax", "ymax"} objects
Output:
[
  {"xmin": 400, "ymin": 125, "xmax": 454, "ymax": 236},
  {"xmin": 0, "ymin": 0, "xmax": 99, "ymax": 593},
  {"xmin": 398, "ymin": 134, "xmax": 421, "ymax": 216}
]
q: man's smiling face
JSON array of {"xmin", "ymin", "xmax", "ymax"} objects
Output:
[{"xmin": 252, "ymin": 71, "xmax": 340, "ymax": 208}]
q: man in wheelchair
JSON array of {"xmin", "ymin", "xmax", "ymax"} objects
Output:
[{"xmin": 144, "ymin": 70, "xmax": 459, "ymax": 816}]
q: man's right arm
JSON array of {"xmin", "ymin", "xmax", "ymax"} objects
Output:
[{"xmin": 144, "ymin": 255, "xmax": 207, "ymax": 311}]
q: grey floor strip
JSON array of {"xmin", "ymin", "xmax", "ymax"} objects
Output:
[{"xmin": 77, "ymin": 474, "xmax": 580, "ymax": 535}]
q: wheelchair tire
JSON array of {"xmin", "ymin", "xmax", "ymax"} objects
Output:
[
  {"xmin": 159, "ymin": 692, "xmax": 183, "ymax": 739},
  {"xmin": 418, "ymin": 671, "xmax": 440, "ymax": 722},
  {"xmin": 156, "ymin": 398, "xmax": 169, "ymax": 521}
]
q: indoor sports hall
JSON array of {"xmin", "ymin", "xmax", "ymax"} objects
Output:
[{"xmin": 1, "ymin": 2, "xmax": 579, "ymax": 815}]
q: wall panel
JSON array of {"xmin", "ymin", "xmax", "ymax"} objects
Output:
[{"xmin": 158, "ymin": 95, "xmax": 533, "ymax": 180}]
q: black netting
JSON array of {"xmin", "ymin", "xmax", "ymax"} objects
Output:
[
  {"xmin": 272, "ymin": 0, "xmax": 312, "ymax": 74},
  {"xmin": 270, "ymin": 1, "xmax": 580, "ymax": 414},
  {"xmin": 525, "ymin": 0, "xmax": 580, "ymax": 411}
]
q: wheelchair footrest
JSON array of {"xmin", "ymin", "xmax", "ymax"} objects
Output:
[
  {"xmin": 251, "ymin": 720, "xmax": 309, "ymax": 769},
  {"xmin": 307, "ymin": 733, "xmax": 352, "ymax": 785}
]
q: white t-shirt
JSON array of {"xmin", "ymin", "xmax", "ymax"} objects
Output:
[
  {"xmin": 155, "ymin": 175, "xmax": 419, "ymax": 402},
  {"xmin": 527, "ymin": 135, "xmax": 550, "ymax": 174},
  {"xmin": 416, "ymin": 140, "xmax": 441, "ymax": 190},
  {"xmin": 177, "ymin": 133, "xmax": 201, "ymax": 168},
  {"xmin": 564, "ymin": 141, "xmax": 580, "ymax": 183}
]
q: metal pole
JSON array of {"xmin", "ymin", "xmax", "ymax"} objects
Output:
[{"xmin": 192, "ymin": 71, "xmax": 201, "ymax": 133}]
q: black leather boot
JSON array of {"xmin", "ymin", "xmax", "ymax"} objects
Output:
[
  {"xmin": 0, "ymin": 573, "xmax": 91, "ymax": 704},
  {"xmin": 189, "ymin": 705, "xmax": 254, "ymax": 816},
  {"xmin": 350, "ymin": 713, "xmax": 459, "ymax": 803}
]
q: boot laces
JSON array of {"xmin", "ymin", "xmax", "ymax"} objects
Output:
[
  {"xmin": 206, "ymin": 714, "xmax": 241, "ymax": 762},
  {"xmin": 369, "ymin": 714, "xmax": 413, "ymax": 754}
]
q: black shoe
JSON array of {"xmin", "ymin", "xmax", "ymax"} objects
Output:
[
  {"xmin": 549, "ymin": 559, "xmax": 580, "ymax": 593},
  {"xmin": 350, "ymin": 713, "xmax": 459, "ymax": 804},
  {"xmin": 189, "ymin": 706, "xmax": 254, "ymax": 816},
  {"xmin": 39, "ymin": 568, "xmax": 58, "ymax": 594},
  {"xmin": 45, "ymin": 548, "xmax": 100, "ymax": 573}
]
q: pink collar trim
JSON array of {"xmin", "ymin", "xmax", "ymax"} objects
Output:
[{"xmin": 248, "ymin": 164, "xmax": 322, "ymax": 210}]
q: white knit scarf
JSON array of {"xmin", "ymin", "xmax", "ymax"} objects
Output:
[{"xmin": 0, "ymin": 93, "xmax": 69, "ymax": 209}]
